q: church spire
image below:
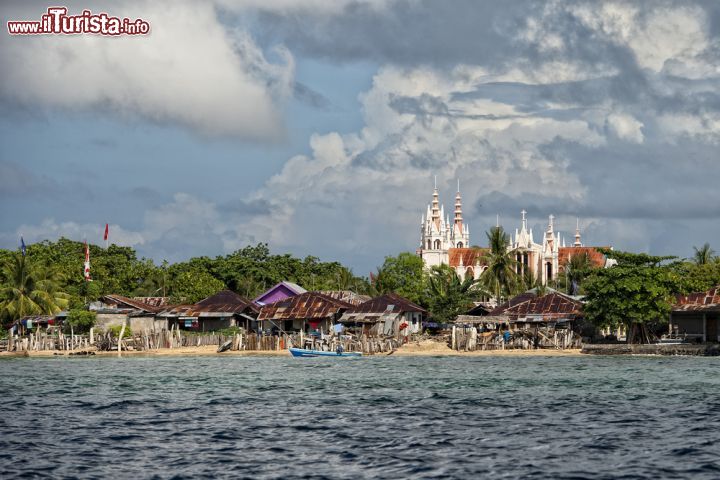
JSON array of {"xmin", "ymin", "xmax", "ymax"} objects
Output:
[
  {"xmin": 574, "ymin": 217, "xmax": 583, "ymax": 247},
  {"xmin": 454, "ymin": 179, "xmax": 463, "ymax": 227},
  {"xmin": 430, "ymin": 178, "xmax": 441, "ymax": 229}
]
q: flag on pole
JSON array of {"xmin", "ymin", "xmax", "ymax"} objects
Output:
[
  {"xmin": 104, "ymin": 224, "xmax": 109, "ymax": 241},
  {"xmin": 84, "ymin": 240, "xmax": 92, "ymax": 281},
  {"xmin": 20, "ymin": 237, "xmax": 26, "ymax": 256}
]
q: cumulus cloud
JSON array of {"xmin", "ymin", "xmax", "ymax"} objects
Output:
[{"xmin": 0, "ymin": 1, "xmax": 293, "ymax": 139}]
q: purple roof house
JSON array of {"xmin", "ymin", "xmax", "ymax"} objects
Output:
[{"xmin": 253, "ymin": 281, "xmax": 307, "ymax": 306}]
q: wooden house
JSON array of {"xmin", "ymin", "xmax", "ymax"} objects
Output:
[
  {"xmin": 492, "ymin": 291, "xmax": 584, "ymax": 330},
  {"xmin": 339, "ymin": 293, "xmax": 427, "ymax": 338},
  {"xmin": 670, "ymin": 286, "xmax": 720, "ymax": 342},
  {"xmin": 257, "ymin": 292, "xmax": 353, "ymax": 334},
  {"xmin": 91, "ymin": 295, "xmax": 168, "ymax": 333},
  {"xmin": 157, "ymin": 290, "xmax": 259, "ymax": 332}
]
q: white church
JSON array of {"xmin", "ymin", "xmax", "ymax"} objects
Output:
[{"xmin": 416, "ymin": 181, "xmax": 610, "ymax": 284}]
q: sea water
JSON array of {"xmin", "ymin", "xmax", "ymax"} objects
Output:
[{"xmin": 1, "ymin": 355, "xmax": 719, "ymax": 479}]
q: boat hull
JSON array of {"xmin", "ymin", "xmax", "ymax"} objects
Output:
[{"xmin": 289, "ymin": 347, "xmax": 362, "ymax": 358}]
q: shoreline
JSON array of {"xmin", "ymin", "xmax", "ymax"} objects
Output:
[{"xmin": 0, "ymin": 342, "xmax": 583, "ymax": 358}]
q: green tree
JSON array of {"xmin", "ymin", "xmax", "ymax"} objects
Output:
[
  {"xmin": 425, "ymin": 264, "xmax": 479, "ymax": 323},
  {"xmin": 0, "ymin": 254, "xmax": 69, "ymax": 321},
  {"xmin": 583, "ymin": 250, "xmax": 677, "ymax": 344},
  {"xmin": 480, "ymin": 226, "xmax": 518, "ymax": 303},
  {"xmin": 170, "ymin": 268, "xmax": 225, "ymax": 303},
  {"xmin": 372, "ymin": 252, "xmax": 427, "ymax": 305},
  {"xmin": 693, "ymin": 243, "xmax": 716, "ymax": 265},
  {"xmin": 65, "ymin": 309, "xmax": 96, "ymax": 333}
]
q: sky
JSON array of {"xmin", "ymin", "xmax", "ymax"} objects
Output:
[{"xmin": 1, "ymin": 0, "xmax": 719, "ymax": 274}]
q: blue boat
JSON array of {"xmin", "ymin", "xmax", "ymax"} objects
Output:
[{"xmin": 288, "ymin": 347, "xmax": 362, "ymax": 358}]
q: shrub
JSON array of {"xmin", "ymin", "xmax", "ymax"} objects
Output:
[
  {"xmin": 65, "ymin": 309, "xmax": 97, "ymax": 334},
  {"xmin": 107, "ymin": 324, "xmax": 133, "ymax": 339}
]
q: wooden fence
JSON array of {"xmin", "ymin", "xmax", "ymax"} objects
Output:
[
  {"xmin": 3, "ymin": 326, "xmax": 406, "ymax": 355},
  {"xmin": 450, "ymin": 325, "xmax": 581, "ymax": 351}
]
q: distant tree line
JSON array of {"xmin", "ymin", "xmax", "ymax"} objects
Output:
[{"xmin": 1, "ymin": 236, "xmax": 719, "ymax": 342}]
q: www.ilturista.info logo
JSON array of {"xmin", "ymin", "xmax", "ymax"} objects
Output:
[{"xmin": 7, "ymin": 7, "xmax": 150, "ymax": 36}]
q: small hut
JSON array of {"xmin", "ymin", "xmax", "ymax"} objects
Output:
[
  {"xmin": 91, "ymin": 295, "xmax": 167, "ymax": 333},
  {"xmin": 339, "ymin": 293, "xmax": 427, "ymax": 338},
  {"xmin": 157, "ymin": 290, "xmax": 259, "ymax": 332},
  {"xmin": 670, "ymin": 286, "xmax": 720, "ymax": 342},
  {"xmin": 257, "ymin": 292, "xmax": 353, "ymax": 335}
]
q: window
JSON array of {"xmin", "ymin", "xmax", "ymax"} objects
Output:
[
  {"xmin": 434, "ymin": 239, "xmax": 441, "ymax": 249},
  {"xmin": 457, "ymin": 242, "xmax": 463, "ymax": 248}
]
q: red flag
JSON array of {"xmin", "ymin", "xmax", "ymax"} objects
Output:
[
  {"xmin": 103, "ymin": 224, "xmax": 109, "ymax": 241},
  {"xmin": 84, "ymin": 241, "xmax": 92, "ymax": 281}
]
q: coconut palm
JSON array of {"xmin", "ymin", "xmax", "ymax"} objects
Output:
[
  {"xmin": 480, "ymin": 226, "xmax": 518, "ymax": 304},
  {"xmin": 693, "ymin": 243, "xmax": 716, "ymax": 265},
  {"xmin": 426, "ymin": 264, "xmax": 482, "ymax": 323},
  {"xmin": 564, "ymin": 251, "xmax": 593, "ymax": 295},
  {"xmin": 0, "ymin": 254, "xmax": 69, "ymax": 322}
]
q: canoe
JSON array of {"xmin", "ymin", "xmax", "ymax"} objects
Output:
[
  {"xmin": 289, "ymin": 347, "xmax": 362, "ymax": 358},
  {"xmin": 217, "ymin": 340, "xmax": 233, "ymax": 353}
]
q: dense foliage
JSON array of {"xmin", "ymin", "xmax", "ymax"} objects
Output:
[
  {"xmin": 65, "ymin": 309, "xmax": 97, "ymax": 333},
  {"xmin": 0, "ymin": 239, "xmax": 371, "ymax": 321},
  {"xmin": 583, "ymin": 251, "xmax": 679, "ymax": 343}
]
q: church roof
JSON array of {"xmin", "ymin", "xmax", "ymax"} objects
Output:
[
  {"xmin": 558, "ymin": 247, "xmax": 608, "ymax": 270},
  {"xmin": 448, "ymin": 248, "xmax": 489, "ymax": 268}
]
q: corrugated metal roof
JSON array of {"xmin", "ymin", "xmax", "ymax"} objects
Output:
[
  {"xmin": 102, "ymin": 294, "xmax": 164, "ymax": 313},
  {"xmin": 673, "ymin": 286, "xmax": 720, "ymax": 312},
  {"xmin": 194, "ymin": 290, "xmax": 259, "ymax": 314},
  {"xmin": 131, "ymin": 297, "xmax": 169, "ymax": 307},
  {"xmin": 319, "ymin": 290, "xmax": 371, "ymax": 306},
  {"xmin": 349, "ymin": 293, "xmax": 427, "ymax": 314},
  {"xmin": 498, "ymin": 292, "xmax": 583, "ymax": 320},
  {"xmin": 258, "ymin": 292, "xmax": 353, "ymax": 321}
]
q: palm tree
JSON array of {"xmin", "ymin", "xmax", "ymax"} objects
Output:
[
  {"xmin": 480, "ymin": 226, "xmax": 518, "ymax": 304},
  {"xmin": 426, "ymin": 264, "xmax": 481, "ymax": 323},
  {"xmin": 0, "ymin": 254, "xmax": 69, "ymax": 322},
  {"xmin": 564, "ymin": 251, "xmax": 593, "ymax": 295},
  {"xmin": 693, "ymin": 243, "xmax": 716, "ymax": 265}
]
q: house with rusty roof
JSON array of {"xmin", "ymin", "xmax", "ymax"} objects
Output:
[
  {"xmin": 339, "ymin": 292, "xmax": 428, "ymax": 337},
  {"xmin": 157, "ymin": 290, "xmax": 259, "ymax": 332},
  {"xmin": 90, "ymin": 294, "xmax": 168, "ymax": 333},
  {"xmin": 257, "ymin": 291, "xmax": 353, "ymax": 334},
  {"xmin": 490, "ymin": 291, "xmax": 584, "ymax": 329},
  {"xmin": 253, "ymin": 281, "xmax": 307, "ymax": 306},
  {"xmin": 670, "ymin": 286, "xmax": 720, "ymax": 342}
]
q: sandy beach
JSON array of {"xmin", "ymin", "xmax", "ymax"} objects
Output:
[{"xmin": 0, "ymin": 340, "xmax": 582, "ymax": 358}]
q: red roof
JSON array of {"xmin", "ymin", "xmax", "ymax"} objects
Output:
[
  {"xmin": 499, "ymin": 292, "xmax": 583, "ymax": 320},
  {"xmin": 258, "ymin": 292, "xmax": 353, "ymax": 321},
  {"xmin": 558, "ymin": 247, "xmax": 608, "ymax": 271},
  {"xmin": 448, "ymin": 248, "xmax": 489, "ymax": 268},
  {"xmin": 673, "ymin": 286, "xmax": 720, "ymax": 312}
]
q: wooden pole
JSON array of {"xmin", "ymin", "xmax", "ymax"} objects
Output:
[{"xmin": 118, "ymin": 321, "xmax": 126, "ymax": 357}]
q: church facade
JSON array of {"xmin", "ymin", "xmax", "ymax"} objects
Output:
[{"xmin": 417, "ymin": 183, "xmax": 610, "ymax": 285}]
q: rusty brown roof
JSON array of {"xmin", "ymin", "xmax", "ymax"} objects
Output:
[
  {"xmin": 318, "ymin": 290, "xmax": 372, "ymax": 306},
  {"xmin": 499, "ymin": 292, "xmax": 583, "ymax": 320},
  {"xmin": 131, "ymin": 297, "xmax": 169, "ymax": 308},
  {"xmin": 349, "ymin": 293, "xmax": 427, "ymax": 314},
  {"xmin": 102, "ymin": 294, "xmax": 164, "ymax": 313},
  {"xmin": 194, "ymin": 290, "xmax": 259, "ymax": 314},
  {"xmin": 673, "ymin": 286, "xmax": 720, "ymax": 312},
  {"xmin": 258, "ymin": 292, "xmax": 353, "ymax": 321},
  {"xmin": 489, "ymin": 292, "xmax": 538, "ymax": 315}
]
